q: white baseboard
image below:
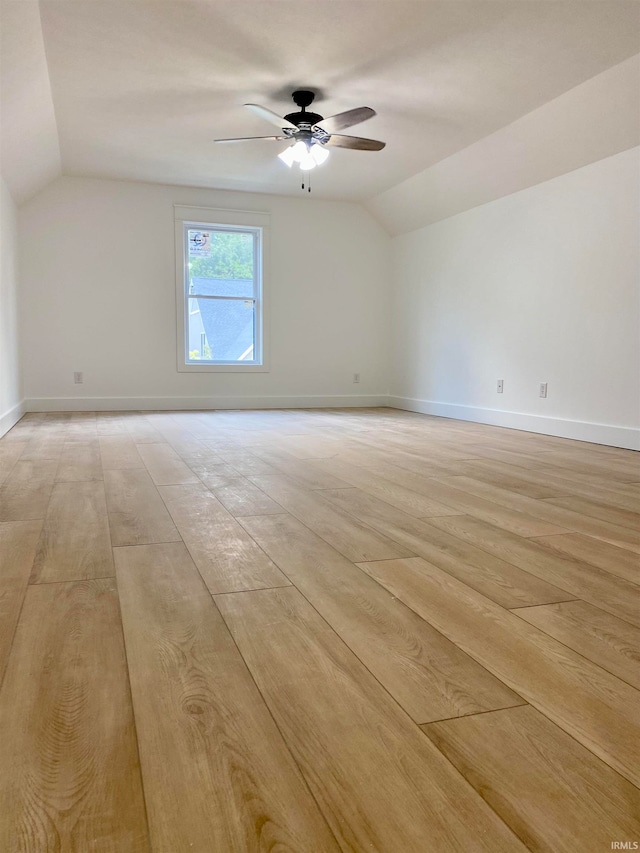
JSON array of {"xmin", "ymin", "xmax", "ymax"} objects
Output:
[
  {"xmin": 388, "ymin": 396, "xmax": 640, "ymax": 451},
  {"xmin": 0, "ymin": 399, "xmax": 25, "ymax": 438},
  {"xmin": 24, "ymin": 394, "xmax": 389, "ymax": 413}
]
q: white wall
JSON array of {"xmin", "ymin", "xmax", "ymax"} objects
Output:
[
  {"xmin": 0, "ymin": 177, "xmax": 22, "ymax": 435},
  {"xmin": 390, "ymin": 148, "xmax": 640, "ymax": 449},
  {"xmin": 19, "ymin": 176, "xmax": 391, "ymax": 409},
  {"xmin": 14, "ymin": 134, "xmax": 639, "ymax": 450}
]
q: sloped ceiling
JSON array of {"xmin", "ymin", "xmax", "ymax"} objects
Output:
[
  {"xmin": 1, "ymin": 0, "xmax": 639, "ymax": 204},
  {"xmin": 367, "ymin": 54, "xmax": 640, "ymax": 234},
  {"xmin": 0, "ymin": 1, "xmax": 60, "ymax": 204}
]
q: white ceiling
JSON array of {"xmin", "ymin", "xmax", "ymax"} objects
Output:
[{"xmin": 2, "ymin": 0, "xmax": 639, "ymax": 203}]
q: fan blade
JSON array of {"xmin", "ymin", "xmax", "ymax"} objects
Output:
[
  {"xmin": 316, "ymin": 107, "xmax": 375, "ymax": 134},
  {"xmin": 244, "ymin": 104, "xmax": 298, "ymax": 130},
  {"xmin": 214, "ymin": 135, "xmax": 288, "ymax": 143},
  {"xmin": 326, "ymin": 134, "xmax": 385, "ymax": 151}
]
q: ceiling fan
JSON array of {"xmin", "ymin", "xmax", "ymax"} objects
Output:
[{"xmin": 215, "ymin": 90, "xmax": 385, "ymax": 187}]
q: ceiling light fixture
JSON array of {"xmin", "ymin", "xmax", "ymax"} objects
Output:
[
  {"xmin": 215, "ymin": 90, "xmax": 385, "ymax": 193},
  {"xmin": 278, "ymin": 139, "xmax": 330, "ymax": 171}
]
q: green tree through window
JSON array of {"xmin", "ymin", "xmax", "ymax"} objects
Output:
[{"xmin": 189, "ymin": 231, "xmax": 253, "ymax": 280}]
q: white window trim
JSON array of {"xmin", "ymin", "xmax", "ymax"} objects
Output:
[{"xmin": 174, "ymin": 205, "xmax": 270, "ymax": 373}]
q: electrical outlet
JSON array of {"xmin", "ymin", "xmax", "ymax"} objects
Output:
[
  {"xmin": 74, "ymin": 372, "xmax": 83, "ymax": 384},
  {"xmin": 353, "ymin": 373, "xmax": 360, "ymax": 384},
  {"xmin": 539, "ymin": 382, "xmax": 548, "ymax": 398},
  {"xmin": 497, "ymin": 380, "xmax": 504, "ymax": 393}
]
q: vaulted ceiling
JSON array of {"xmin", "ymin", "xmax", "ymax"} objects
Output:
[{"xmin": 2, "ymin": 0, "xmax": 639, "ymax": 204}]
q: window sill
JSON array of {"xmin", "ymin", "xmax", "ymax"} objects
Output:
[{"xmin": 177, "ymin": 363, "xmax": 270, "ymax": 373}]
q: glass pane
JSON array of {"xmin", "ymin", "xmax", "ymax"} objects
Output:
[
  {"xmin": 187, "ymin": 297, "xmax": 255, "ymax": 362},
  {"xmin": 188, "ymin": 229, "xmax": 254, "ymax": 297}
]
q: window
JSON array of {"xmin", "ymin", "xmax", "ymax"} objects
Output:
[
  {"xmin": 185, "ymin": 224, "xmax": 260, "ymax": 364},
  {"xmin": 175, "ymin": 207, "xmax": 269, "ymax": 372}
]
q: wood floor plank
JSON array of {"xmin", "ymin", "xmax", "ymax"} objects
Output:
[
  {"xmin": 96, "ymin": 413, "xmax": 130, "ymax": 434},
  {"xmin": 321, "ymin": 488, "xmax": 572, "ymax": 608},
  {"xmin": 0, "ymin": 520, "xmax": 42, "ymax": 682},
  {"xmin": 216, "ymin": 587, "xmax": 526, "ymax": 853},
  {"xmin": 513, "ymin": 600, "xmax": 640, "ymax": 688},
  {"xmin": 184, "ymin": 459, "xmax": 243, "ymax": 489},
  {"xmin": 0, "ymin": 579, "xmax": 149, "ymax": 852},
  {"xmin": 0, "ymin": 441, "xmax": 27, "ymax": 488},
  {"xmin": 544, "ymin": 494, "xmax": 640, "ymax": 530},
  {"xmin": 2, "ymin": 407, "xmax": 638, "ymax": 850},
  {"xmin": 174, "ymin": 441, "xmax": 233, "ymax": 461},
  {"xmin": 160, "ymin": 434, "xmax": 209, "ymax": 461},
  {"xmin": 534, "ymin": 465, "xmax": 640, "ymax": 511},
  {"xmin": 99, "ymin": 435, "xmax": 145, "ymax": 470},
  {"xmin": 264, "ymin": 434, "xmax": 344, "ymax": 459},
  {"xmin": 334, "ymin": 447, "xmax": 461, "ymax": 481},
  {"xmin": 458, "ymin": 458, "xmax": 640, "ymax": 511},
  {"xmin": 446, "ymin": 459, "xmax": 571, "ymax": 499},
  {"xmin": 142, "ymin": 413, "xmax": 193, "ymax": 435},
  {"xmin": 566, "ymin": 442, "xmax": 639, "ymax": 461},
  {"xmin": 0, "ymin": 459, "xmax": 58, "ymax": 521},
  {"xmin": 437, "ymin": 474, "xmax": 640, "ymax": 553},
  {"xmin": 55, "ymin": 439, "xmax": 103, "ymax": 482},
  {"xmin": 252, "ymin": 475, "xmax": 414, "ymax": 563},
  {"xmin": 66, "ymin": 412, "xmax": 98, "ymax": 437},
  {"xmin": 359, "ymin": 556, "xmax": 640, "ymax": 785},
  {"xmin": 104, "ymin": 468, "xmax": 181, "ymax": 546},
  {"xmin": 312, "ymin": 457, "xmax": 463, "ymax": 517},
  {"xmin": 249, "ymin": 448, "xmax": 351, "ymax": 489},
  {"xmin": 18, "ymin": 434, "xmax": 66, "ymax": 462},
  {"xmin": 327, "ymin": 454, "xmax": 566, "ymax": 536},
  {"xmin": 239, "ymin": 513, "xmax": 523, "ymax": 723},
  {"xmin": 211, "ymin": 450, "xmax": 277, "ymax": 477},
  {"xmin": 123, "ymin": 415, "xmax": 164, "ymax": 444},
  {"xmin": 210, "ymin": 477, "xmax": 285, "ymax": 516},
  {"xmin": 114, "ymin": 543, "xmax": 337, "ymax": 853},
  {"xmin": 30, "ymin": 482, "xmax": 114, "ymax": 583},
  {"xmin": 136, "ymin": 442, "xmax": 200, "ymax": 486},
  {"xmin": 533, "ymin": 532, "xmax": 639, "ymax": 585},
  {"xmin": 418, "ymin": 478, "xmax": 569, "ymax": 536},
  {"xmin": 469, "ymin": 445, "xmax": 571, "ymax": 470},
  {"xmin": 1, "ymin": 423, "xmax": 37, "ymax": 443},
  {"xmin": 352, "ymin": 434, "xmax": 473, "ymax": 470},
  {"xmin": 160, "ymin": 484, "xmax": 289, "ymax": 593},
  {"xmin": 359, "ymin": 433, "xmax": 475, "ymax": 464},
  {"xmin": 423, "ymin": 705, "xmax": 640, "ymax": 852},
  {"xmin": 429, "ymin": 515, "xmax": 640, "ymax": 627},
  {"xmin": 535, "ymin": 449, "xmax": 639, "ymax": 482}
]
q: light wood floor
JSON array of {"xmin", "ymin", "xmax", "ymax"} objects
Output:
[{"xmin": 0, "ymin": 408, "xmax": 638, "ymax": 852}]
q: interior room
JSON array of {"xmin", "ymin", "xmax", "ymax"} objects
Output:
[{"xmin": 1, "ymin": 1, "xmax": 639, "ymax": 850}]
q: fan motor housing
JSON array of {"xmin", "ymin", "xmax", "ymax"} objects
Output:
[
  {"xmin": 285, "ymin": 89, "xmax": 323, "ymax": 127},
  {"xmin": 284, "ymin": 110, "xmax": 324, "ymax": 127}
]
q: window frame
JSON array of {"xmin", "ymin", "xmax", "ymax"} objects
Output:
[{"xmin": 174, "ymin": 205, "xmax": 270, "ymax": 373}]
